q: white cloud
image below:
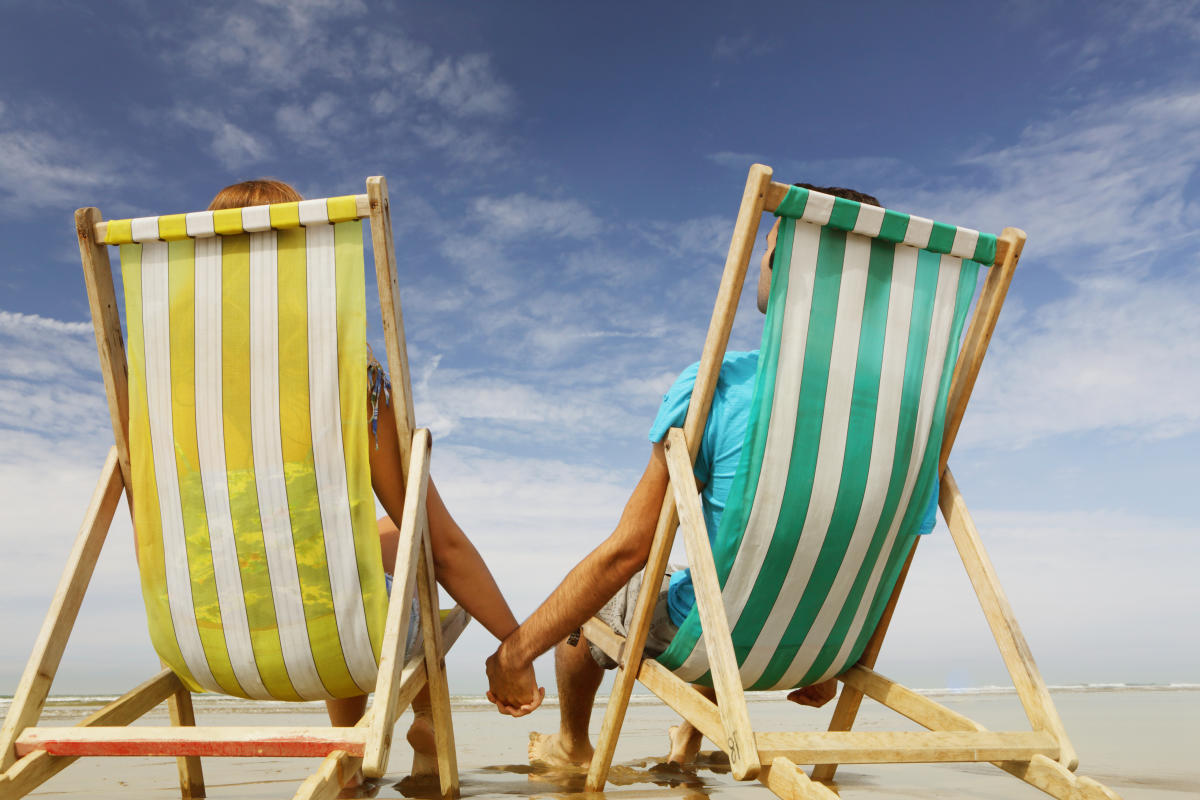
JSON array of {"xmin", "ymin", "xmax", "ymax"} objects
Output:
[
  {"xmin": 1109, "ymin": 0, "xmax": 1200, "ymax": 44},
  {"xmin": 409, "ymin": 117, "xmax": 509, "ymax": 164},
  {"xmin": 173, "ymin": 3, "xmax": 361, "ymax": 90},
  {"xmin": 640, "ymin": 215, "xmax": 730, "ymax": 259},
  {"xmin": 417, "ymin": 54, "xmax": 515, "ymax": 117},
  {"xmin": 169, "ymin": 107, "xmax": 267, "ymax": 169},
  {"xmin": 901, "ymin": 88, "xmax": 1200, "ymax": 270},
  {"xmin": 706, "ymin": 150, "xmax": 769, "ymax": 170},
  {"xmin": 0, "ymin": 127, "xmax": 121, "ymax": 211},
  {"xmin": 713, "ymin": 33, "xmax": 772, "ymax": 62},
  {"xmin": 0, "ymin": 310, "xmax": 92, "ymax": 337},
  {"xmin": 470, "ymin": 194, "xmax": 601, "ymax": 240},
  {"xmin": 275, "ymin": 92, "xmax": 347, "ymax": 146},
  {"xmin": 0, "ymin": 310, "xmax": 109, "ymax": 442},
  {"xmin": 959, "ymin": 268, "xmax": 1200, "ymax": 447},
  {"xmin": 414, "ymin": 366, "xmax": 653, "ymax": 445}
]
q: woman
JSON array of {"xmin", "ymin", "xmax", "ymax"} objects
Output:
[{"xmin": 208, "ymin": 180, "xmax": 543, "ymax": 781}]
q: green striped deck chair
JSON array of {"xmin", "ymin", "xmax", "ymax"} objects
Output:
[
  {"xmin": 0, "ymin": 178, "xmax": 470, "ymax": 800},
  {"xmin": 582, "ymin": 165, "xmax": 1121, "ymax": 800}
]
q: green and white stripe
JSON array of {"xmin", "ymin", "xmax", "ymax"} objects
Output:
[
  {"xmin": 119, "ymin": 216, "xmax": 387, "ymax": 701},
  {"xmin": 774, "ymin": 185, "xmax": 997, "ymax": 265},
  {"xmin": 656, "ymin": 186, "xmax": 984, "ymax": 690}
]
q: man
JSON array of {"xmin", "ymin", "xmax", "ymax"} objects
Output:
[{"xmin": 487, "ymin": 184, "xmax": 929, "ymax": 766}]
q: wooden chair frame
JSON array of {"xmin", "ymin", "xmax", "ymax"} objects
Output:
[
  {"xmin": 0, "ymin": 177, "xmax": 469, "ymax": 800},
  {"xmin": 581, "ymin": 164, "xmax": 1121, "ymax": 800}
]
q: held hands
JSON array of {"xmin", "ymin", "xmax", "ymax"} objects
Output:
[{"xmin": 484, "ymin": 642, "xmax": 544, "ymax": 717}]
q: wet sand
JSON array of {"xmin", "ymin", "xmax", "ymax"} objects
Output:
[{"xmin": 10, "ymin": 687, "xmax": 1198, "ymax": 799}]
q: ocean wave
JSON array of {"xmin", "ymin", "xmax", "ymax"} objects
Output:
[{"xmin": 3, "ymin": 682, "xmax": 1196, "ymax": 716}]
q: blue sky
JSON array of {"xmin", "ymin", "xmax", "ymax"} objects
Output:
[{"xmin": 1, "ymin": 1, "xmax": 1198, "ymax": 696}]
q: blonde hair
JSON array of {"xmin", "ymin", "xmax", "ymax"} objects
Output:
[{"xmin": 208, "ymin": 178, "xmax": 302, "ymax": 210}]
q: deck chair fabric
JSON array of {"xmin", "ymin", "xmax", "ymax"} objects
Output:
[
  {"xmin": 0, "ymin": 179, "xmax": 468, "ymax": 800},
  {"xmin": 658, "ymin": 186, "xmax": 993, "ymax": 691},
  {"xmin": 582, "ymin": 165, "xmax": 1122, "ymax": 800},
  {"xmin": 115, "ymin": 208, "xmax": 386, "ymax": 701}
]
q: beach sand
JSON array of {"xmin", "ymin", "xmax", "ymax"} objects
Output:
[{"xmin": 9, "ymin": 687, "xmax": 1197, "ymax": 799}]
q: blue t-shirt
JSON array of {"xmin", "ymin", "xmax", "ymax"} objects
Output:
[{"xmin": 649, "ymin": 350, "xmax": 938, "ymax": 626}]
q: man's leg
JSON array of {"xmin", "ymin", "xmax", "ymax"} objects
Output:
[{"xmin": 528, "ymin": 636, "xmax": 605, "ymax": 768}]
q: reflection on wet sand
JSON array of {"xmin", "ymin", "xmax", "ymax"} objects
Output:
[{"xmin": 396, "ymin": 752, "xmax": 735, "ymax": 800}]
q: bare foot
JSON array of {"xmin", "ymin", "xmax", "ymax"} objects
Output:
[
  {"xmin": 335, "ymin": 766, "xmax": 365, "ymax": 798},
  {"xmin": 527, "ymin": 731, "xmax": 593, "ymax": 770},
  {"xmin": 786, "ymin": 678, "xmax": 837, "ymax": 708},
  {"xmin": 665, "ymin": 723, "xmax": 702, "ymax": 764},
  {"xmin": 407, "ymin": 713, "xmax": 438, "ymax": 777}
]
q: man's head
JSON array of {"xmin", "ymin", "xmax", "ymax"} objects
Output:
[
  {"xmin": 757, "ymin": 183, "xmax": 882, "ymax": 312},
  {"xmin": 208, "ymin": 178, "xmax": 302, "ymax": 211}
]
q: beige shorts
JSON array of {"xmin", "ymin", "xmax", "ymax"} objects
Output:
[{"xmin": 588, "ymin": 568, "xmax": 680, "ymax": 669}]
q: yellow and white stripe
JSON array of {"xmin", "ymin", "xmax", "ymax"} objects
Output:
[
  {"xmin": 101, "ymin": 195, "xmax": 368, "ymax": 245},
  {"xmin": 118, "ymin": 212, "xmax": 387, "ymax": 701}
]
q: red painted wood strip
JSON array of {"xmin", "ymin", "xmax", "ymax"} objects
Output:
[{"xmin": 16, "ymin": 728, "xmax": 365, "ymax": 759}]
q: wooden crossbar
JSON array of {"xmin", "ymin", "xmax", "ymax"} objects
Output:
[
  {"xmin": 16, "ymin": 728, "xmax": 368, "ymax": 759},
  {"xmin": 755, "ymin": 730, "xmax": 1059, "ymax": 765}
]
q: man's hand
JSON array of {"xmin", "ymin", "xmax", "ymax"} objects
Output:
[
  {"xmin": 485, "ymin": 643, "xmax": 545, "ymax": 717},
  {"xmin": 786, "ymin": 678, "xmax": 837, "ymax": 708}
]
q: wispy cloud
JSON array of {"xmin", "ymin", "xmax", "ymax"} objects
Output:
[
  {"xmin": 169, "ymin": 107, "xmax": 267, "ymax": 169},
  {"xmin": 713, "ymin": 33, "xmax": 772, "ymax": 62},
  {"xmin": 903, "ymin": 88, "xmax": 1200, "ymax": 268},
  {"xmin": 960, "ymin": 268, "xmax": 1200, "ymax": 447},
  {"xmin": 0, "ymin": 111, "xmax": 122, "ymax": 212},
  {"xmin": 141, "ymin": 3, "xmax": 517, "ymax": 166},
  {"xmin": 639, "ymin": 215, "xmax": 730, "ymax": 259},
  {"xmin": 706, "ymin": 150, "xmax": 769, "ymax": 170},
  {"xmin": 0, "ymin": 310, "xmax": 109, "ymax": 443},
  {"xmin": 470, "ymin": 194, "xmax": 601, "ymax": 240},
  {"xmin": 275, "ymin": 93, "xmax": 349, "ymax": 146},
  {"xmin": 416, "ymin": 54, "xmax": 515, "ymax": 118},
  {"xmin": 170, "ymin": 2, "xmax": 362, "ymax": 90}
]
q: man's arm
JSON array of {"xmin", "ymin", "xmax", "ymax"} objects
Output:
[{"xmin": 485, "ymin": 442, "xmax": 670, "ymax": 711}]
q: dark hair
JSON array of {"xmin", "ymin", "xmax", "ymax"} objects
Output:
[
  {"xmin": 769, "ymin": 182, "xmax": 882, "ymax": 268},
  {"xmin": 791, "ymin": 182, "xmax": 881, "ymax": 208},
  {"xmin": 208, "ymin": 178, "xmax": 302, "ymax": 210}
]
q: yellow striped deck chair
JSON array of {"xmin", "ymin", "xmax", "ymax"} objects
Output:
[
  {"xmin": 581, "ymin": 165, "xmax": 1121, "ymax": 800},
  {"xmin": 0, "ymin": 178, "xmax": 470, "ymax": 800}
]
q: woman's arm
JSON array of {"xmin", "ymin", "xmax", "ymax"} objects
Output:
[{"xmin": 369, "ymin": 391, "xmax": 543, "ymax": 711}]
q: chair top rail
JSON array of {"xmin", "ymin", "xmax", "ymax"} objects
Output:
[
  {"xmin": 762, "ymin": 180, "xmax": 1003, "ymax": 267},
  {"xmin": 93, "ymin": 194, "xmax": 372, "ymax": 245}
]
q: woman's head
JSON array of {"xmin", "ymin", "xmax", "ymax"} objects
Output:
[{"xmin": 208, "ymin": 178, "xmax": 302, "ymax": 211}]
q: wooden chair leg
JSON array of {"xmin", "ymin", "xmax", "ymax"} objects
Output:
[
  {"xmin": 666, "ymin": 429, "xmax": 758, "ymax": 780},
  {"xmin": 363, "ymin": 429, "xmax": 431, "ymax": 778},
  {"xmin": 585, "ymin": 491, "xmax": 681, "ymax": 792},
  {"xmin": 941, "ymin": 468, "xmax": 1077, "ymax": 770},
  {"xmin": 811, "ymin": 540, "xmax": 918, "ymax": 783},
  {"xmin": 0, "ymin": 671, "xmax": 180, "ymax": 799},
  {"xmin": 417, "ymin": 536, "xmax": 458, "ymax": 798},
  {"xmin": 166, "ymin": 685, "xmax": 205, "ymax": 799},
  {"xmin": 761, "ymin": 757, "xmax": 840, "ymax": 799},
  {"xmin": 293, "ymin": 750, "xmax": 363, "ymax": 800}
]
